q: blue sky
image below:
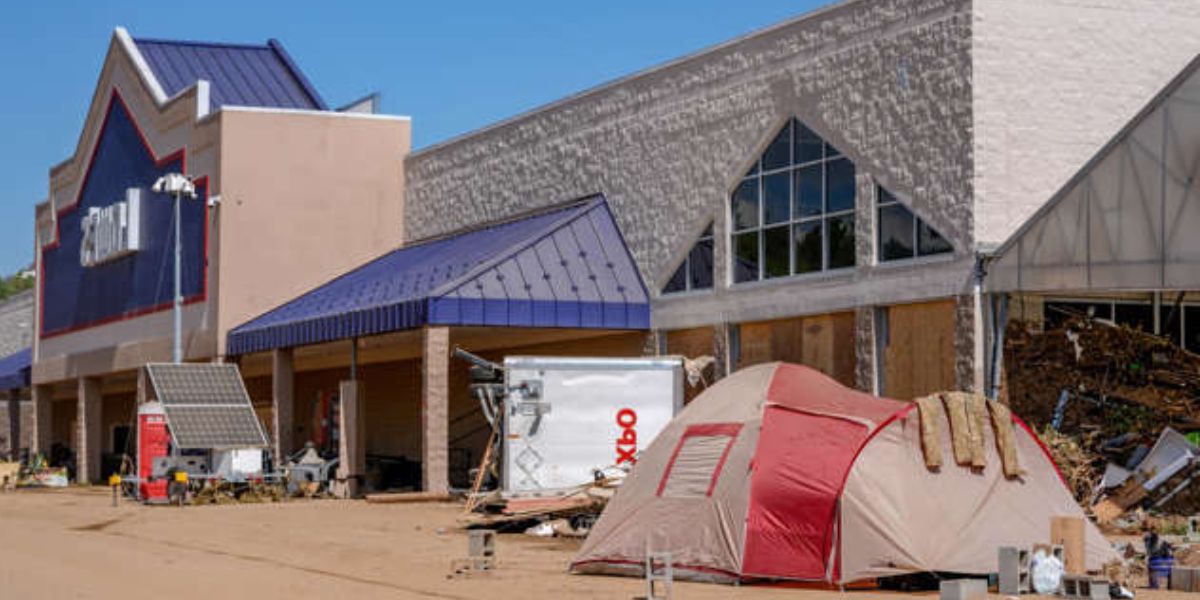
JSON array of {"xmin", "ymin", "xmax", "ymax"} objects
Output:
[{"xmin": 0, "ymin": 1, "xmax": 825, "ymax": 275}]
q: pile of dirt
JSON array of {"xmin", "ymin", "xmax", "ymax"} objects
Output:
[
  {"xmin": 1006, "ymin": 317, "xmax": 1200, "ymax": 436},
  {"xmin": 1010, "ymin": 317, "xmax": 1200, "ymax": 515}
]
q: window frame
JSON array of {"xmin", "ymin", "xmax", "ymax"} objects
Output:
[
  {"xmin": 729, "ymin": 118, "xmax": 857, "ymax": 286},
  {"xmin": 876, "ymin": 186, "xmax": 953, "ymax": 263},
  {"xmin": 661, "ymin": 223, "xmax": 715, "ymax": 296}
]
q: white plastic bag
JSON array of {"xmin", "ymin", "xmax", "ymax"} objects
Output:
[{"xmin": 1030, "ymin": 549, "xmax": 1064, "ymax": 595}]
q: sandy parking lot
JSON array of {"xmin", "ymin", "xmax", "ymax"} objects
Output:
[{"xmin": 0, "ymin": 488, "xmax": 1194, "ymax": 600}]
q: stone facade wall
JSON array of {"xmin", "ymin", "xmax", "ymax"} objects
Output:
[
  {"xmin": 405, "ymin": 0, "xmax": 976, "ymax": 331},
  {"xmin": 0, "ymin": 290, "xmax": 33, "ymax": 359}
]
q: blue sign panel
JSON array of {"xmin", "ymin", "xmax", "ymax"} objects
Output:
[{"xmin": 41, "ymin": 92, "xmax": 207, "ymax": 337}]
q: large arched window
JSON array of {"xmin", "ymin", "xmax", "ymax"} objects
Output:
[{"xmin": 730, "ymin": 119, "xmax": 856, "ymax": 283}]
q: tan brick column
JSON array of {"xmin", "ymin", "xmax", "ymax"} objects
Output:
[
  {"xmin": 272, "ymin": 348, "xmax": 295, "ymax": 463},
  {"xmin": 32, "ymin": 384, "xmax": 53, "ymax": 458},
  {"xmin": 336, "ymin": 379, "xmax": 365, "ymax": 498},
  {"xmin": 422, "ymin": 326, "xmax": 450, "ymax": 495},
  {"xmin": 77, "ymin": 377, "xmax": 102, "ymax": 483}
]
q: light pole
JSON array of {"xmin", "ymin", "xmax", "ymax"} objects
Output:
[{"xmin": 151, "ymin": 173, "xmax": 197, "ymax": 364}]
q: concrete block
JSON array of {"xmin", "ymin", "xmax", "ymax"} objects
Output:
[
  {"xmin": 939, "ymin": 578, "xmax": 987, "ymax": 600},
  {"xmin": 997, "ymin": 546, "xmax": 1030, "ymax": 595},
  {"xmin": 1171, "ymin": 566, "xmax": 1200, "ymax": 592},
  {"xmin": 1089, "ymin": 580, "xmax": 1110, "ymax": 600}
]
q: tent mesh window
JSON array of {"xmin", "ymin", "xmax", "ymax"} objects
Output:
[
  {"xmin": 662, "ymin": 223, "xmax": 714, "ymax": 294},
  {"xmin": 877, "ymin": 186, "xmax": 952, "ymax": 262},
  {"xmin": 730, "ymin": 118, "xmax": 856, "ymax": 284},
  {"xmin": 657, "ymin": 424, "xmax": 741, "ymax": 498}
]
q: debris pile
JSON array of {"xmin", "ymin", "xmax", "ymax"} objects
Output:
[
  {"xmin": 459, "ymin": 475, "xmax": 620, "ymax": 534},
  {"xmin": 1007, "ymin": 317, "xmax": 1200, "ymax": 436},
  {"xmin": 1009, "ymin": 317, "xmax": 1200, "ymax": 517}
]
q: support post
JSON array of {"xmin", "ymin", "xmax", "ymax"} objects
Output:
[
  {"xmin": 7, "ymin": 389, "xmax": 19, "ymax": 461},
  {"xmin": 336, "ymin": 379, "xmax": 365, "ymax": 498},
  {"xmin": 32, "ymin": 384, "xmax": 53, "ymax": 458},
  {"xmin": 854, "ymin": 307, "xmax": 879, "ymax": 394},
  {"xmin": 422, "ymin": 326, "xmax": 450, "ymax": 495},
  {"xmin": 77, "ymin": 377, "xmax": 102, "ymax": 484},
  {"xmin": 271, "ymin": 348, "xmax": 294, "ymax": 463}
]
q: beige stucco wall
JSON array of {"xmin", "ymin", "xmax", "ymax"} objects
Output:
[
  {"xmin": 213, "ymin": 109, "xmax": 409, "ymax": 356},
  {"xmin": 972, "ymin": 0, "xmax": 1200, "ymax": 247}
]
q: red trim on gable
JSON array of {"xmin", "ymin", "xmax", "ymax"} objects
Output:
[{"xmin": 38, "ymin": 88, "xmax": 211, "ymax": 340}]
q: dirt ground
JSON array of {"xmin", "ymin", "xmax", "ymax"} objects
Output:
[{"xmin": 0, "ymin": 488, "xmax": 1196, "ymax": 600}]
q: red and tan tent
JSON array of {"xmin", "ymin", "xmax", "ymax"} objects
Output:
[{"xmin": 571, "ymin": 362, "xmax": 1116, "ymax": 584}]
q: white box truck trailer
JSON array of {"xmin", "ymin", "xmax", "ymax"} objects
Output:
[{"xmin": 501, "ymin": 356, "xmax": 683, "ymax": 494}]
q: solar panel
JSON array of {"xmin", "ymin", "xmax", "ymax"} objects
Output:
[
  {"xmin": 147, "ymin": 363, "xmax": 249, "ymax": 405},
  {"xmin": 145, "ymin": 363, "xmax": 268, "ymax": 450}
]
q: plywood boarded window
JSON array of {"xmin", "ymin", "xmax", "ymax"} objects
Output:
[
  {"xmin": 882, "ymin": 300, "xmax": 956, "ymax": 400},
  {"xmin": 735, "ymin": 313, "xmax": 856, "ymax": 386},
  {"xmin": 657, "ymin": 424, "xmax": 741, "ymax": 498}
]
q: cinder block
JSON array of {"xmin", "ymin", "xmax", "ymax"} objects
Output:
[
  {"xmin": 998, "ymin": 546, "xmax": 1030, "ymax": 595},
  {"xmin": 940, "ymin": 578, "xmax": 987, "ymax": 600},
  {"xmin": 1171, "ymin": 566, "xmax": 1200, "ymax": 592},
  {"xmin": 1089, "ymin": 580, "xmax": 1110, "ymax": 600}
]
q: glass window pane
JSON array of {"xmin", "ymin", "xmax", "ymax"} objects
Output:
[
  {"xmin": 827, "ymin": 214, "xmax": 855, "ymax": 269},
  {"xmin": 663, "ymin": 262, "xmax": 687, "ymax": 293},
  {"xmin": 700, "ymin": 223, "xmax": 714, "ymax": 239},
  {"xmin": 733, "ymin": 232, "xmax": 759, "ymax": 283},
  {"xmin": 826, "ymin": 158, "xmax": 855, "ymax": 213},
  {"xmin": 746, "ymin": 162, "xmax": 759, "ymax": 177},
  {"xmin": 763, "ymin": 226, "xmax": 790, "ymax": 279},
  {"xmin": 795, "ymin": 122, "xmax": 824, "ymax": 164},
  {"xmin": 1185, "ymin": 306, "xmax": 1200, "ymax": 353},
  {"xmin": 1114, "ymin": 303, "xmax": 1154, "ymax": 333},
  {"xmin": 825, "ymin": 141, "xmax": 842, "ymax": 158},
  {"xmin": 917, "ymin": 220, "xmax": 953, "ymax": 256},
  {"xmin": 732, "ymin": 179, "xmax": 759, "ymax": 231},
  {"xmin": 794, "ymin": 164, "xmax": 823, "ymax": 218},
  {"xmin": 688, "ymin": 238, "xmax": 714, "ymax": 290},
  {"xmin": 762, "ymin": 121, "xmax": 792, "ymax": 171},
  {"xmin": 794, "ymin": 221, "xmax": 823, "ymax": 274},
  {"xmin": 763, "ymin": 172, "xmax": 790, "ymax": 225},
  {"xmin": 878, "ymin": 203, "xmax": 915, "ymax": 261}
]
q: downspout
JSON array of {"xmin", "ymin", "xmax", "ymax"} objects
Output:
[
  {"xmin": 973, "ymin": 255, "xmax": 985, "ymax": 394},
  {"xmin": 975, "ymin": 251, "xmax": 1008, "ymax": 401}
]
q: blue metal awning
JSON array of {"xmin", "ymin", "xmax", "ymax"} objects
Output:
[
  {"xmin": 0, "ymin": 347, "xmax": 31, "ymax": 390},
  {"xmin": 227, "ymin": 196, "xmax": 649, "ymax": 355}
]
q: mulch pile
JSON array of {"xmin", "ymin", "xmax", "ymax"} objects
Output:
[{"xmin": 1007, "ymin": 316, "xmax": 1200, "ymax": 507}]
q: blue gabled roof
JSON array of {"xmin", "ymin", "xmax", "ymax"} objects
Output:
[
  {"xmin": 0, "ymin": 347, "xmax": 31, "ymax": 390},
  {"xmin": 227, "ymin": 196, "xmax": 649, "ymax": 355},
  {"xmin": 134, "ymin": 37, "xmax": 327, "ymax": 110}
]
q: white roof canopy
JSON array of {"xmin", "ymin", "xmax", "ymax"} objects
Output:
[{"xmin": 989, "ymin": 55, "xmax": 1200, "ymax": 293}]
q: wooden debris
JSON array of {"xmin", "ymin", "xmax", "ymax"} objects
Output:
[{"xmin": 364, "ymin": 491, "xmax": 452, "ymax": 504}]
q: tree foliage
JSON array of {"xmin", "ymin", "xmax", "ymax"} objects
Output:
[{"xmin": 0, "ymin": 270, "xmax": 34, "ymax": 302}]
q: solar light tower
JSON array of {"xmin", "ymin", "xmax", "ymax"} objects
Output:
[{"xmin": 151, "ymin": 173, "xmax": 197, "ymax": 364}]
